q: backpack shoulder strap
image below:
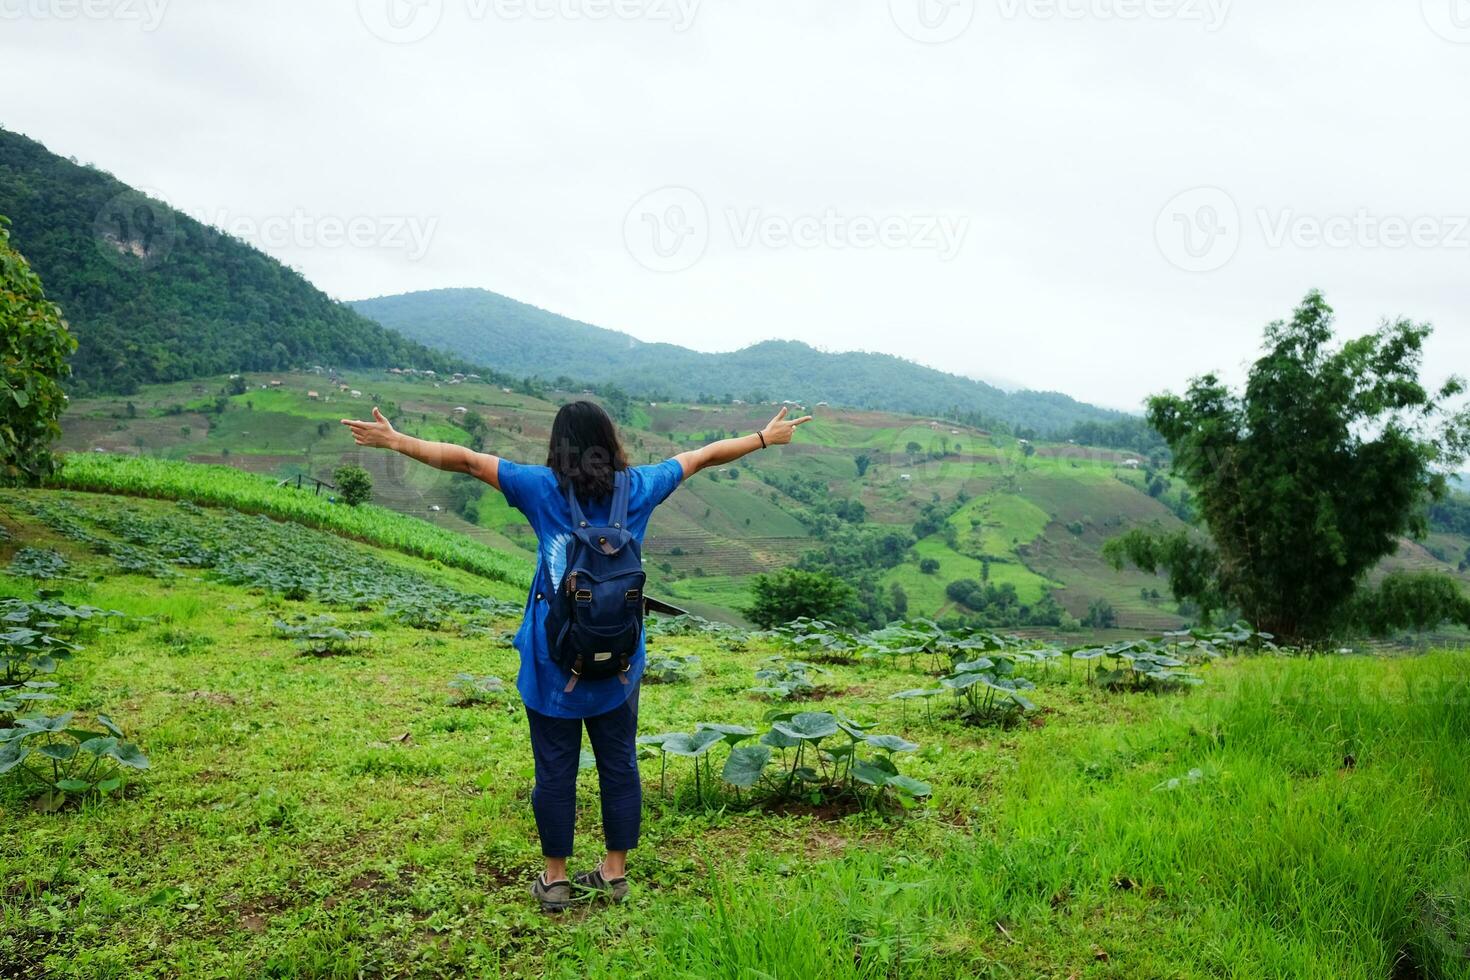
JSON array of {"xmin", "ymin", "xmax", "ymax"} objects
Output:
[
  {"xmin": 564, "ymin": 479, "xmax": 590, "ymax": 529},
  {"xmin": 610, "ymin": 470, "xmax": 631, "ymax": 529}
]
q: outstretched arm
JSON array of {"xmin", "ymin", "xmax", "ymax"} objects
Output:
[
  {"xmin": 341, "ymin": 407, "xmax": 501, "ymax": 490},
  {"xmin": 675, "ymin": 407, "xmax": 813, "ymax": 479}
]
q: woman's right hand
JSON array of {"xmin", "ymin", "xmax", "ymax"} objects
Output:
[
  {"xmin": 761, "ymin": 407, "xmax": 813, "ymax": 446},
  {"xmin": 341, "ymin": 407, "xmax": 400, "ymax": 450}
]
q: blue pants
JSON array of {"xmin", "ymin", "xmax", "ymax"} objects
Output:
[{"xmin": 525, "ymin": 688, "xmax": 642, "ymax": 858}]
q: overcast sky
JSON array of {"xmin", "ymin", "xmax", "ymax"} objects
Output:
[{"xmin": 3, "ymin": 0, "xmax": 1468, "ymax": 411}]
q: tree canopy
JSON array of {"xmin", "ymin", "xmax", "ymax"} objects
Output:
[
  {"xmin": 1105, "ymin": 291, "xmax": 1469, "ymax": 641},
  {"xmin": 0, "ymin": 216, "xmax": 76, "ymax": 486}
]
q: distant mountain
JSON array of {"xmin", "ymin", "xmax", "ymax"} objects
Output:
[
  {"xmin": 352, "ymin": 288, "xmax": 1125, "ymax": 433},
  {"xmin": 0, "ymin": 128, "xmax": 471, "ymax": 395}
]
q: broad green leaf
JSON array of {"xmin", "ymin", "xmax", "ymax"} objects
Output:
[
  {"xmin": 1005, "ymin": 690, "xmax": 1037, "ymax": 712},
  {"xmin": 721, "ymin": 744, "xmax": 771, "ymax": 788},
  {"xmin": 770, "ymin": 712, "xmax": 838, "ymax": 742},
  {"xmin": 865, "ymin": 734, "xmax": 918, "ymax": 754},
  {"xmin": 662, "ymin": 729, "xmax": 723, "ymax": 757},
  {"xmin": 952, "ymin": 658, "xmax": 994, "ymax": 674},
  {"xmin": 17, "ymin": 712, "xmax": 74, "ymax": 733},
  {"xmin": 113, "ymin": 742, "xmax": 150, "ymax": 770},
  {"xmin": 36, "ymin": 742, "xmax": 77, "ymax": 761},
  {"xmin": 97, "ymin": 714, "xmax": 125, "ymax": 737},
  {"xmin": 940, "ymin": 672, "xmax": 987, "ymax": 691},
  {"xmin": 96, "ymin": 777, "xmax": 123, "ymax": 793},
  {"xmin": 759, "ymin": 728, "xmax": 800, "ymax": 750},
  {"xmin": 851, "ymin": 760, "xmax": 893, "ymax": 787},
  {"xmin": 888, "ymin": 775, "xmax": 932, "ymax": 797},
  {"xmin": 80, "ymin": 736, "xmax": 119, "ymax": 756},
  {"xmin": 55, "ymin": 778, "xmax": 90, "ymax": 792},
  {"xmin": 0, "ymin": 741, "xmax": 31, "ymax": 773},
  {"xmin": 888, "ymin": 688, "xmax": 940, "ymax": 700},
  {"xmin": 695, "ymin": 723, "xmax": 756, "ymax": 746}
]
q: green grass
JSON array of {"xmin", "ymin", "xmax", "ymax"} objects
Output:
[
  {"xmin": 47, "ymin": 454, "xmax": 533, "ymax": 589},
  {"xmin": 884, "ymin": 537, "xmax": 1059, "ymax": 615},
  {"xmin": 3, "ymin": 497, "xmax": 1470, "ymax": 977},
  {"xmin": 660, "ymin": 573, "xmax": 754, "ymax": 615},
  {"xmin": 950, "ymin": 493, "xmax": 1052, "ymax": 554}
]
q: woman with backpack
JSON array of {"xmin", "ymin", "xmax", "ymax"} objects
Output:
[{"xmin": 342, "ymin": 399, "xmax": 811, "ymax": 910}]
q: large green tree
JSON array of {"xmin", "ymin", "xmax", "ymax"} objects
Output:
[
  {"xmin": 1105, "ymin": 291, "xmax": 1469, "ymax": 641},
  {"xmin": 1, "ymin": 217, "xmax": 76, "ymax": 486}
]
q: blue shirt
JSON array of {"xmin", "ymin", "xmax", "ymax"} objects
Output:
[{"xmin": 497, "ymin": 458, "xmax": 685, "ymax": 719}]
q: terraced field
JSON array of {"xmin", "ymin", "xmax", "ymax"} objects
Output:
[{"xmin": 57, "ymin": 370, "xmax": 1470, "ymax": 629}]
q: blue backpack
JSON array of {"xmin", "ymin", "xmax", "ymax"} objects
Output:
[{"xmin": 544, "ymin": 472, "xmax": 646, "ymax": 692}]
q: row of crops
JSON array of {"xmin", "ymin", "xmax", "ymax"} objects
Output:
[
  {"xmin": 0, "ymin": 591, "xmax": 150, "ymax": 811},
  {"xmin": 6, "ymin": 495, "xmax": 523, "ymax": 629},
  {"xmin": 614, "ymin": 616, "xmax": 1279, "ymax": 811},
  {"xmin": 48, "ymin": 453, "xmax": 533, "ymax": 588},
  {"xmin": 747, "ymin": 617, "xmax": 1278, "ymax": 725}
]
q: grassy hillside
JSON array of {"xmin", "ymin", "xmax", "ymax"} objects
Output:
[
  {"xmin": 55, "ymin": 370, "xmax": 1470, "ymax": 633},
  {"xmin": 0, "ymin": 128, "xmax": 478, "ymax": 395},
  {"xmin": 4, "ymin": 492, "xmax": 1469, "ymax": 977},
  {"xmin": 351, "ymin": 287, "xmax": 1125, "ymax": 434}
]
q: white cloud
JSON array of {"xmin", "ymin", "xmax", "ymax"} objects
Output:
[{"xmin": 2, "ymin": 0, "xmax": 1467, "ymax": 411}]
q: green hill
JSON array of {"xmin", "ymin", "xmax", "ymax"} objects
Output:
[
  {"xmin": 0, "ymin": 128, "xmax": 474, "ymax": 395},
  {"xmin": 57, "ymin": 370, "xmax": 1470, "ymax": 631},
  {"xmin": 351, "ymin": 287, "xmax": 1125, "ymax": 434}
]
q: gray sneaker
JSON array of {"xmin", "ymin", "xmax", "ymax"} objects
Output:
[
  {"xmin": 530, "ymin": 874, "xmax": 574, "ymax": 912},
  {"xmin": 573, "ymin": 865, "xmax": 629, "ymax": 903}
]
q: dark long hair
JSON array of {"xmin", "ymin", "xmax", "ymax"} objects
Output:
[{"xmin": 546, "ymin": 400, "xmax": 628, "ymax": 502}]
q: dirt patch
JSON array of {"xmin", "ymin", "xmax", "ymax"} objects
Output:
[
  {"xmin": 240, "ymin": 913, "xmax": 268, "ymax": 934},
  {"xmin": 800, "ymin": 831, "xmax": 851, "ymax": 859},
  {"xmin": 800, "ymin": 687, "xmax": 863, "ymax": 703},
  {"xmin": 475, "ymin": 859, "xmax": 533, "ymax": 890},
  {"xmin": 186, "ymin": 690, "xmax": 236, "ymax": 706},
  {"xmin": 766, "ymin": 791, "xmax": 867, "ymax": 822},
  {"xmin": 322, "ymin": 870, "xmax": 391, "ymax": 909}
]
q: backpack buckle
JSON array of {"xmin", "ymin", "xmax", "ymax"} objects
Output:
[
  {"xmin": 625, "ymin": 589, "xmax": 641, "ymax": 602},
  {"xmin": 575, "ymin": 589, "xmax": 593, "ymax": 603}
]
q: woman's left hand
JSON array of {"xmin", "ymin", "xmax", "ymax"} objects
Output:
[{"xmin": 761, "ymin": 407, "xmax": 813, "ymax": 446}]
